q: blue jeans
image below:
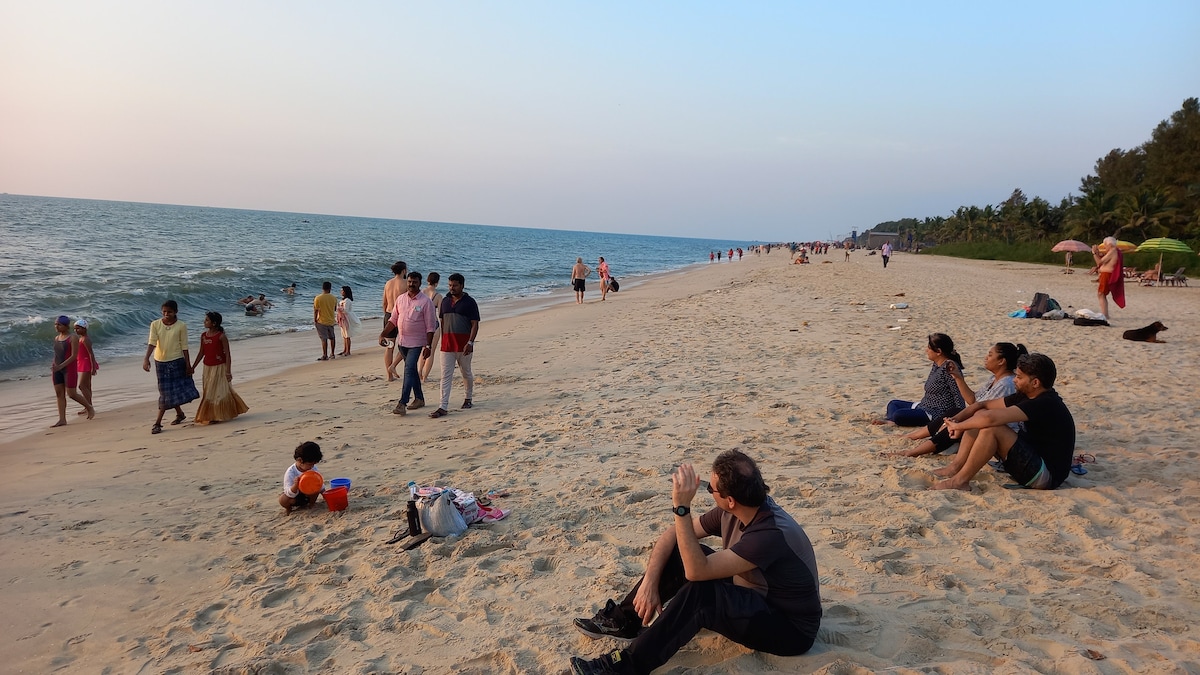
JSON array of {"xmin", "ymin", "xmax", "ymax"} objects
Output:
[
  {"xmin": 886, "ymin": 399, "xmax": 931, "ymax": 426},
  {"xmin": 615, "ymin": 545, "xmax": 815, "ymax": 674},
  {"xmin": 398, "ymin": 345, "xmax": 424, "ymax": 405}
]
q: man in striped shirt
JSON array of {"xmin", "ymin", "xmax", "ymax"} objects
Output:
[{"xmin": 429, "ymin": 273, "xmax": 480, "ymax": 419}]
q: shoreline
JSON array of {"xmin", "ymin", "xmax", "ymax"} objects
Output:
[
  {"xmin": 4, "ymin": 250, "xmax": 1198, "ymax": 673},
  {"xmin": 0, "ymin": 262, "xmax": 686, "ymax": 441}
]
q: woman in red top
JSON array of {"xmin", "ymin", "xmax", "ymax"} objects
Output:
[{"xmin": 191, "ymin": 312, "xmax": 249, "ymax": 424}]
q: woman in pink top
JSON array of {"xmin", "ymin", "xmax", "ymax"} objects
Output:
[
  {"xmin": 598, "ymin": 257, "xmax": 611, "ymax": 301},
  {"xmin": 74, "ymin": 319, "xmax": 99, "ymax": 416}
]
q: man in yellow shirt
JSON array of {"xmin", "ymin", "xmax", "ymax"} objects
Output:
[
  {"xmin": 313, "ymin": 281, "xmax": 339, "ymax": 360},
  {"xmin": 142, "ymin": 300, "xmax": 199, "ymax": 434}
]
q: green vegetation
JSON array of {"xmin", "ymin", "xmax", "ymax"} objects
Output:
[
  {"xmin": 862, "ymin": 97, "xmax": 1200, "ymax": 273},
  {"xmin": 926, "ymin": 241, "xmax": 1199, "ymax": 274}
]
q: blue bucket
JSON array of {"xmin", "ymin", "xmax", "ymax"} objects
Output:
[{"xmin": 330, "ymin": 477, "xmax": 352, "ymax": 492}]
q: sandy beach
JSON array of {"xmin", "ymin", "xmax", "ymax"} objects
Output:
[{"xmin": 3, "ymin": 251, "xmax": 1198, "ymax": 674}]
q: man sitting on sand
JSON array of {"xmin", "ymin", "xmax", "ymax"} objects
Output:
[
  {"xmin": 931, "ymin": 352, "xmax": 1075, "ymax": 491},
  {"xmin": 569, "ymin": 450, "xmax": 821, "ymax": 675}
]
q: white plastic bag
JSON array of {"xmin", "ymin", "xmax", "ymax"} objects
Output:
[
  {"xmin": 450, "ymin": 488, "xmax": 481, "ymax": 525},
  {"xmin": 418, "ymin": 490, "xmax": 468, "ymax": 537}
]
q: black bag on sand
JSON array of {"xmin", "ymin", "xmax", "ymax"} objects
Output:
[
  {"xmin": 609, "ymin": 277, "xmax": 619, "ymax": 292},
  {"xmin": 1073, "ymin": 317, "xmax": 1109, "ymax": 327},
  {"xmin": 1028, "ymin": 292, "xmax": 1051, "ymax": 318}
]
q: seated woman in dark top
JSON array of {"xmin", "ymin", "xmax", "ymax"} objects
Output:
[{"xmin": 873, "ymin": 333, "xmax": 972, "ymax": 427}]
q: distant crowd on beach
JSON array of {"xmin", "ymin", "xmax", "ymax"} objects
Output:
[{"xmin": 48, "ymin": 251, "xmax": 650, "ymax": 434}]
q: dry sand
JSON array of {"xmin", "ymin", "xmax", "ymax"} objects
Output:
[{"xmin": 2, "ymin": 251, "xmax": 1198, "ymax": 674}]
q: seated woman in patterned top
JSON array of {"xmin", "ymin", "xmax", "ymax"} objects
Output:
[{"xmin": 873, "ymin": 333, "xmax": 973, "ymax": 427}]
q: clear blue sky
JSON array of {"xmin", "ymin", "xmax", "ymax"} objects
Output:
[{"xmin": 2, "ymin": 1, "xmax": 1197, "ymax": 240}]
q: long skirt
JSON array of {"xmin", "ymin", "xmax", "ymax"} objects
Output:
[
  {"xmin": 155, "ymin": 357, "xmax": 200, "ymax": 410},
  {"xmin": 194, "ymin": 363, "xmax": 250, "ymax": 424}
]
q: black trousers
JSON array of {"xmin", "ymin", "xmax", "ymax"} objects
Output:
[{"xmin": 615, "ymin": 545, "xmax": 815, "ymax": 674}]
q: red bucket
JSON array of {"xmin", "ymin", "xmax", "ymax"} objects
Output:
[{"xmin": 324, "ymin": 486, "xmax": 349, "ymax": 511}]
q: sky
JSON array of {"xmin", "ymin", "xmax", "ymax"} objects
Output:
[{"xmin": 2, "ymin": 1, "xmax": 1197, "ymax": 241}]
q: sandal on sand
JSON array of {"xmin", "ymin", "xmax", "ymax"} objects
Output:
[
  {"xmin": 151, "ymin": 423, "xmax": 163, "ymax": 434},
  {"xmin": 429, "ymin": 408, "xmax": 448, "ymax": 419},
  {"xmin": 461, "ymin": 399, "xmax": 473, "ymax": 409},
  {"xmin": 171, "ymin": 413, "xmax": 186, "ymax": 425}
]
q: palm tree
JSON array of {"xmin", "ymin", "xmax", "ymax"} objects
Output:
[
  {"xmin": 1066, "ymin": 188, "xmax": 1119, "ymax": 241},
  {"xmin": 980, "ymin": 204, "xmax": 999, "ymax": 242},
  {"xmin": 1116, "ymin": 187, "xmax": 1177, "ymax": 239}
]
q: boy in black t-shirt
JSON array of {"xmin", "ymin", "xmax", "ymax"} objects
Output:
[{"xmin": 931, "ymin": 353, "xmax": 1075, "ymax": 491}]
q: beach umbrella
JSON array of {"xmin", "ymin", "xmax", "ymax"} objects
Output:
[
  {"xmin": 1135, "ymin": 237, "xmax": 1196, "ymax": 275},
  {"xmin": 1051, "ymin": 239, "xmax": 1092, "ymax": 253},
  {"xmin": 1051, "ymin": 239, "xmax": 1091, "ymax": 271},
  {"xmin": 1135, "ymin": 237, "xmax": 1195, "ymax": 254},
  {"xmin": 1098, "ymin": 240, "xmax": 1137, "ymax": 254}
]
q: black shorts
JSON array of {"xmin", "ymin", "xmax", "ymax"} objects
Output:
[
  {"xmin": 572, "ymin": 279, "xmax": 586, "ymax": 292},
  {"xmin": 1002, "ymin": 435, "xmax": 1052, "ymax": 489}
]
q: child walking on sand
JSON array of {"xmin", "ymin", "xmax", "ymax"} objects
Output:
[
  {"xmin": 192, "ymin": 311, "xmax": 249, "ymax": 424},
  {"xmin": 279, "ymin": 441, "xmax": 324, "ymax": 513},
  {"xmin": 74, "ymin": 319, "xmax": 99, "ymax": 416}
]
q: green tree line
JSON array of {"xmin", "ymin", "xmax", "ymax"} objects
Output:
[{"xmin": 863, "ymin": 98, "xmax": 1200, "ymax": 253}]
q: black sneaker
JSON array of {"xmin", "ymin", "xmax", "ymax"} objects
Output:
[
  {"xmin": 570, "ymin": 650, "xmax": 631, "ymax": 675},
  {"xmin": 573, "ymin": 600, "xmax": 642, "ymax": 641}
]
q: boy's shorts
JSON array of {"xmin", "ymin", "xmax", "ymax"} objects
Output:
[
  {"xmin": 284, "ymin": 491, "xmax": 311, "ymax": 506},
  {"xmin": 1002, "ymin": 436, "xmax": 1053, "ymax": 489}
]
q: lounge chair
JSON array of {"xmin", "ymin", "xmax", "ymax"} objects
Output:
[
  {"xmin": 1123, "ymin": 266, "xmax": 1139, "ymax": 279},
  {"xmin": 1139, "ymin": 266, "xmax": 1162, "ymax": 286},
  {"xmin": 1162, "ymin": 267, "xmax": 1188, "ymax": 287}
]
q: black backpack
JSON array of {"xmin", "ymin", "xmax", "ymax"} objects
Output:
[
  {"xmin": 609, "ymin": 277, "xmax": 620, "ymax": 293},
  {"xmin": 1028, "ymin": 292, "xmax": 1051, "ymax": 318}
]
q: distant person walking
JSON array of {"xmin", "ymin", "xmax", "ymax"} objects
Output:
[
  {"xmin": 598, "ymin": 257, "xmax": 611, "ymax": 301},
  {"xmin": 881, "ymin": 241, "xmax": 892, "ymax": 268},
  {"xmin": 419, "ymin": 272, "xmax": 444, "ymax": 382},
  {"xmin": 313, "ymin": 281, "xmax": 338, "ymax": 360},
  {"xmin": 73, "ymin": 319, "xmax": 99, "ymax": 417},
  {"xmin": 191, "ymin": 311, "xmax": 249, "ymax": 425},
  {"xmin": 382, "ymin": 261, "xmax": 407, "ymax": 380},
  {"xmin": 382, "ymin": 272, "xmax": 436, "ymax": 415},
  {"xmin": 336, "ymin": 285, "xmax": 360, "ymax": 356},
  {"xmin": 142, "ymin": 300, "xmax": 198, "ymax": 434},
  {"xmin": 572, "ymin": 257, "xmax": 592, "ymax": 304},
  {"xmin": 430, "ymin": 273, "xmax": 480, "ymax": 419},
  {"xmin": 709, "ymin": 251, "xmax": 715, "ymax": 263},
  {"xmin": 50, "ymin": 315, "xmax": 93, "ymax": 427}
]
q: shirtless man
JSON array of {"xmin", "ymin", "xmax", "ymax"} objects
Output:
[
  {"xmin": 1091, "ymin": 236, "xmax": 1125, "ymax": 320},
  {"xmin": 571, "ymin": 257, "xmax": 592, "ymax": 304},
  {"xmin": 382, "ymin": 261, "xmax": 407, "ymax": 380}
]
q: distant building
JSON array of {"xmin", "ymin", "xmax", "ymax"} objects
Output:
[{"xmin": 866, "ymin": 231, "xmax": 900, "ymax": 249}]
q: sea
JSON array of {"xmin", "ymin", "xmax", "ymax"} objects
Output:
[{"xmin": 0, "ymin": 194, "xmax": 753, "ymax": 378}]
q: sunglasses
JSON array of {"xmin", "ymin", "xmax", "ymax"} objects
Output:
[{"xmin": 703, "ymin": 480, "xmax": 715, "ymax": 495}]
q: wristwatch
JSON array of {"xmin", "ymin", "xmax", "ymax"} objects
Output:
[{"xmin": 671, "ymin": 505, "xmax": 691, "ymax": 517}]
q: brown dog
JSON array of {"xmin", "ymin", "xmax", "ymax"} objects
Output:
[{"xmin": 1122, "ymin": 321, "xmax": 1168, "ymax": 343}]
